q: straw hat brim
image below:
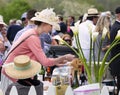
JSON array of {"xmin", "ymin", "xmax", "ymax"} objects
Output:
[
  {"xmin": 31, "ymin": 17, "xmax": 60, "ymax": 31},
  {"xmin": 5, "ymin": 60, "xmax": 41, "ymax": 79},
  {"xmin": 0, "ymin": 22, "xmax": 7, "ymax": 26}
]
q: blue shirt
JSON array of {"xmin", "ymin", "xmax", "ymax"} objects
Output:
[{"xmin": 13, "ymin": 24, "xmax": 36, "ymax": 42}]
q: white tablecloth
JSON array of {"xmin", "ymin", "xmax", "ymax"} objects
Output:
[{"xmin": 74, "ymin": 83, "xmax": 100, "ymax": 95}]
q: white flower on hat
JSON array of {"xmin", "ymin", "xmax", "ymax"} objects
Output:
[{"xmin": 31, "ymin": 8, "xmax": 60, "ymax": 30}]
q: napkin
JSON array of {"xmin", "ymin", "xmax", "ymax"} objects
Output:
[
  {"xmin": 28, "ymin": 86, "xmax": 37, "ymax": 95},
  {"xmin": 74, "ymin": 83, "xmax": 100, "ymax": 92},
  {"xmin": 100, "ymin": 86, "xmax": 109, "ymax": 95},
  {"xmin": 65, "ymin": 86, "xmax": 74, "ymax": 95},
  {"xmin": 9, "ymin": 86, "xmax": 18, "ymax": 95},
  {"xmin": 0, "ymin": 89, "xmax": 3, "ymax": 95},
  {"xmin": 47, "ymin": 85, "xmax": 56, "ymax": 95}
]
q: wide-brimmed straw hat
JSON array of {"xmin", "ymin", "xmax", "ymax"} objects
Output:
[
  {"xmin": 87, "ymin": 8, "xmax": 99, "ymax": 17},
  {"xmin": 5, "ymin": 55, "xmax": 41, "ymax": 79},
  {"xmin": 0, "ymin": 15, "xmax": 7, "ymax": 26},
  {"xmin": 31, "ymin": 8, "xmax": 60, "ymax": 31}
]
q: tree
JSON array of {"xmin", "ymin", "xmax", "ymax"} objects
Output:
[{"xmin": 0, "ymin": 0, "xmax": 31, "ymax": 24}]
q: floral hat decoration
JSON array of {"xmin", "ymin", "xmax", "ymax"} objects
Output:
[{"xmin": 31, "ymin": 8, "xmax": 60, "ymax": 31}]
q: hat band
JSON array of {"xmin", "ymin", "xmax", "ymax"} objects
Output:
[
  {"xmin": 14, "ymin": 63, "xmax": 31, "ymax": 71},
  {"xmin": 88, "ymin": 13, "xmax": 99, "ymax": 16}
]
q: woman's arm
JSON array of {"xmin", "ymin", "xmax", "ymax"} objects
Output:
[{"xmin": 27, "ymin": 36, "xmax": 75, "ymax": 66}]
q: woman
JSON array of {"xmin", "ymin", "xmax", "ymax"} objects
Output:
[
  {"xmin": 61, "ymin": 33, "xmax": 72, "ymax": 46},
  {"xmin": 94, "ymin": 14, "xmax": 111, "ymax": 61},
  {"xmin": 94, "ymin": 13, "xmax": 113, "ymax": 86},
  {"xmin": 1, "ymin": 8, "xmax": 75, "ymax": 93}
]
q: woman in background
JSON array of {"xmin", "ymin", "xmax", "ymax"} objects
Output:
[
  {"xmin": 94, "ymin": 13, "xmax": 111, "ymax": 61},
  {"xmin": 94, "ymin": 13, "xmax": 113, "ymax": 86}
]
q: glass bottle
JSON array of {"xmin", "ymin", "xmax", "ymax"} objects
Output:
[
  {"xmin": 39, "ymin": 65, "xmax": 45, "ymax": 81},
  {"xmin": 71, "ymin": 70, "xmax": 79, "ymax": 89},
  {"xmin": 46, "ymin": 67, "xmax": 52, "ymax": 81}
]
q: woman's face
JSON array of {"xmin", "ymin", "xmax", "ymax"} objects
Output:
[
  {"xmin": 40, "ymin": 23, "xmax": 52, "ymax": 34},
  {"xmin": 0, "ymin": 24, "xmax": 4, "ymax": 31}
]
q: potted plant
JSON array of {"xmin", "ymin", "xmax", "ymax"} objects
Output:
[{"xmin": 54, "ymin": 26, "xmax": 120, "ymax": 84}]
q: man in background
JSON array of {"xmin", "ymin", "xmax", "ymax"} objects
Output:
[
  {"xmin": 77, "ymin": 8, "xmax": 99, "ymax": 61},
  {"xmin": 109, "ymin": 6, "xmax": 120, "ymax": 95},
  {"xmin": 13, "ymin": 9, "xmax": 37, "ymax": 42}
]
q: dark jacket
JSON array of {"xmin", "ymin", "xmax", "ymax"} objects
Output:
[
  {"xmin": 7, "ymin": 25, "xmax": 23, "ymax": 43},
  {"xmin": 109, "ymin": 21, "xmax": 120, "ymax": 76},
  {"xmin": 56, "ymin": 22, "xmax": 67, "ymax": 34}
]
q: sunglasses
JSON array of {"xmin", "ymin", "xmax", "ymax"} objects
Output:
[{"xmin": 64, "ymin": 39, "xmax": 71, "ymax": 42}]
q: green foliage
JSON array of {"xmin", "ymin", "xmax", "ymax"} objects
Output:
[
  {"xmin": 0, "ymin": 0, "xmax": 31, "ymax": 24},
  {"xmin": 30, "ymin": 0, "xmax": 64, "ymax": 15},
  {"xmin": 0, "ymin": 0, "xmax": 120, "ymax": 24}
]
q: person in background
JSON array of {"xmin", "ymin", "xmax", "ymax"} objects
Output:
[
  {"xmin": 40, "ymin": 32, "xmax": 52, "ymax": 53},
  {"xmin": 21, "ymin": 12, "xmax": 28, "ymax": 27},
  {"xmin": 61, "ymin": 33, "xmax": 72, "ymax": 46},
  {"xmin": 0, "ymin": 41, "xmax": 6, "ymax": 80},
  {"xmin": 7, "ymin": 19, "xmax": 23, "ymax": 44},
  {"xmin": 94, "ymin": 14, "xmax": 111, "ymax": 61},
  {"xmin": 66, "ymin": 18, "xmax": 74, "ymax": 38},
  {"xmin": 94, "ymin": 14, "xmax": 113, "ymax": 87},
  {"xmin": 0, "ymin": 15, "xmax": 11, "ymax": 51},
  {"xmin": 77, "ymin": 7, "xmax": 99, "ymax": 61},
  {"xmin": 9, "ymin": 19, "xmax": 16, "ymax": 26},
  {"xmin": 109, "ymin": 6, "xmax": 120, "ymax": 95},
  {"xmin": 1, "ymin": 8, "xmax": 75, "ymax": 94},
  {"xmin": 67, "ymin": 16, "xmax": 75, "ymax": 26},
  {"xmin": 74, "ymin": 15, "xmax": 83, "ymax": 28},
  {"xmin": 13, "ymin": 9, "xmax": 37, "ymax": 42},
  {"xmin": 0, "ymin": 15, "xmax": 10, "ymax": 81},
  {"xmin": 55, "ymin": 15, "xmax": 67, "ymax": 35},
  {"xmin": 16, "ymin": 20, "xmax": 22, "ymax": 26}
]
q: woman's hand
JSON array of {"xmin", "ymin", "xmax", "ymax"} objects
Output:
[
  {"xmin": 55, "ymin": 54, "xmax": 75, "ymax": 65},
  {"xmin": 64, "ymin": 54, "xmax": 75, "ymax": 61}
]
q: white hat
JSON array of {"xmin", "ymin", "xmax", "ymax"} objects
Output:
[
  {"xmin": 31, "ymin": 8, "xmax": 60, "ymax": 31},
  {"xmin": 5, "ymin": 55, "xmax": 41, "ymax": 79},
  {"xmin": 87, "ymin": 8, "xmax": 99, "ymax": 17},
  {"xmin": 21, "ymin": 12, "xmax": 27, "ymax": 19},
  {"xmin": 0, "ymin": 15, "xmax": 7, "ymax": 26}
]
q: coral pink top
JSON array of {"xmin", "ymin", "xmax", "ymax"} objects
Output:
[{"xmin": 4, "ymin": 28, "xmax": 55, "ymax": 66}]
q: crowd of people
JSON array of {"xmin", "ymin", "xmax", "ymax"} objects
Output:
[{"xmin": 0, "ymin": 6, "xmax": 119, "ymax": 95}]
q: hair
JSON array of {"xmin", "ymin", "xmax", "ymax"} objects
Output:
[
  {"xmin": 87, "ymin": 16, "xmax": 98, "ymax": 21},
  {"xmin": 69, "ymin": 16, "xmax": 75, "ymax": 21},
  {"xmin": 58, "ymin": 15, "xmax": 63, "ymax": 21},
  {"xmin": 62, "ymin": 33, "xmax": 72, "ymax": 45},
  {"xmin": 62, "ymin": 33, "xmax": 72, "ymax": 40},
  {"xmin": 27, "ymin": 9, "xmax": 37, "ymax": 20},
  {"xmin": 78, "ymin": 15, "xmax": 83, "ymax": 23},
  {"xmin": 95, "ymin": 15, "xmax": 110, "ymax": 33},
  {"xmin": 9, "ymin": 19, "xmax": 16, "ymax": 25},
  {"xmin": 34, "ymin": 21, "xmax": 42, "ymax": 26},
  {"xmin": 115, "ymin": 6, "xmax": 120, "ymax": 14}
]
